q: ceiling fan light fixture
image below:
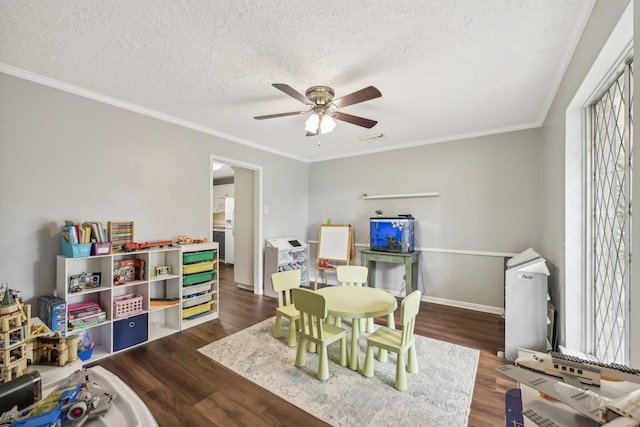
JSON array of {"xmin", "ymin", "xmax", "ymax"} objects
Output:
[
  {"xmin": 304, "ymin": 113, "xmax": 320, "ymax": 133},
  {"xmin": 320, "ymin": 115, "xmax": 336, "ymax": 134},
  {"xmin": 255, "ymin": 83, "xmax": 381, "ymax": 136},
  {"xmin": 304, "ymin": 112, "xmax": 336, "ymax": 135}
]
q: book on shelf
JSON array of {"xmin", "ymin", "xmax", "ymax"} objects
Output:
[
  {"xmin": 68, "ymin": 301, "xmax": 104, "ymax": 320},
  {"xmin": 67, "ymin": 224, "xmax": 79, "ymax": 244},
  {"xmin": 61, "ymin": 221, "xmax": 108, "ymax": 244},
  {"xmin": 69, "ymin": 311, "xmax": 106, "ymax": 324},
  {"xmin": 69, "ymin": 308, "xmax": 104, "ymax": 320},
  {"xmin": 68, "ymin": 313, "xmax": 106, "ymax": 330}
]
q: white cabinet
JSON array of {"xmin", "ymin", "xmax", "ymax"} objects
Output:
[
  {"xmin": 55, "ymin": 243, "xmax": 221, "ymax": 363},
  {"xmin": 504, "ymin": 269, "xmax": 549, "ymax": 361},
  {"xmin": 263, "ymin": 237, "xmax": 309, "ymax": 298},
  {"xmin": 503, "ymin": 249, "xmax": 552, "ymax": 361},
  {"xmin": 212, "ymin": 184, "xmax": 234, "ymax": 213},
  {"xmin": 56, "ymin": 247, "xmax": 182, "ymax": 363},
  {"xmin": 180, "ymin": 242, "xmax": 220, "ymax": 329}
]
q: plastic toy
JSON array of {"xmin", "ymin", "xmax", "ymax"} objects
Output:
[
  {"xmin": 0, "ymin": 288, "xmax": 30, "ymax": 383},
  {"xmin": 121, "ymin": 240, "xmax": 173, "ymax": 252},
  {"xmin": 0, "ymin": 368, "xmax": 114, "ymax": 426}
]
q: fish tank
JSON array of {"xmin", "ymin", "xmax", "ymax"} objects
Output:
[{"xmin": 369, "ymin": 217, "xmax": 415, "ymax": 253}]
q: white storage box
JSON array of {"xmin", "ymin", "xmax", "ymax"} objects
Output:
[{"xmin": 182, "ymin": 292, "xmax": 213, "ymax": 309}]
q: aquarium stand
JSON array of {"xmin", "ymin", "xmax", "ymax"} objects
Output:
[{"xmin": 360, "ymin": 250, "xmax": 420, "ymax": 294}]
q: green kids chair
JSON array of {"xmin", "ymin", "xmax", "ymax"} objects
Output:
[
  {"xmin": 362, "ymin": 290, "xmax": 421, "ymax": 390},
  {"xmin": 271, "ymin": 270, "xmax": 301, "ymax": 347},
  {"xmin": 293, "ymin": 288, "xmax": 348, "ymax": 380}
]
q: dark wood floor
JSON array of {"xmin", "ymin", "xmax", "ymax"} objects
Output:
[{"xmin": 91, "ymin": 264, "xmax": 515, "ymax": 426}]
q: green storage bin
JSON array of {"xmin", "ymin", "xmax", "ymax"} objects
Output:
[
  {"xmin": 183, "ymin": 250, "xmax": 215, "ymax": 264},
  {"xmin": 183, "ymin": 271, "xmax": 214, "ymax": 285}
]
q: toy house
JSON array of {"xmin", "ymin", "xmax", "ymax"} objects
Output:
[
  {"xmin": 0, "ymin": 288, "xmax": 31, "ymax": 383},
  {"xmin": 30, "ymin": 333, "xmax": 79, "ymax": 367}
]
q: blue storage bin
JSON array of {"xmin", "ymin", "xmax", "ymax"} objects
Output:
[
  {"xmin": 61, "ymin": 236, "xmax": 92, "ymax": 258},
  {"xmin": 113, "ymin": 313, "xmax": 148, "ymax": 351}
]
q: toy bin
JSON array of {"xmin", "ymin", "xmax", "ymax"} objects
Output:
[
  {"xmin": 113, "ymin": 313, "xmax": 148, "ymax": 351},
  {"xmin": 183, "ymin": 261, "xmax": 215, "ymax": 275},
  {"xmin": 183, "ymin": 250, "xmax": 215, "ymax": 264},
  {"xmin": 113, "ymin": 293, "xmax": 144, "ymax": 319},
  {"xmin": 61, "ymin": 236, "xmax": 92, "ymax": 258},
  {"xmin": 77, "ymin": 342, "xmax": 95, "ymax": 361},
  {"xmin": 182, "ymin": 301, "xmax": 213, "ymax": 319},
  {"xmin": 182, "ymin": 293, "xmax": 213, "ymax": 309},
  {"xmin": 91, "ymin": 241, "xmax": 112, "ymax": 256},
  {"xmin": 183, "ymin": 282, "xmax": 212, "ymax": 298},
  {"xmin": 183, "ymin": 271, "xmax": 213, "ymax": 286}
]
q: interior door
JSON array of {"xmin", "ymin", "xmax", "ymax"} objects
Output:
[{"xmin": 233, "ymin": 167, "xmax": 255, "ymax": 290}]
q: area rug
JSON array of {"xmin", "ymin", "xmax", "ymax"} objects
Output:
[{"xmin": 198, "ymin": 317, "xmax": 479, "ymax": 426}]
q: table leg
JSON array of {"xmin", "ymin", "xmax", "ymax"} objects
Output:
[
  {"xmin": 405, "ymin": 260, "xmax": 413, "ymax": 294},
  {"xmin": 368, "ymin": 261, "xmax": 376, "ymax": 288},
  {"xmin": 411, "ymin": 257, "xmax": 419, "ymax": 293},
  {"xmin": 365, "ymin": 317, "xmax": 374, "ymax": 333},
  {"xmin": 349, "ymin": 317, "xmax": 361, "ymax": 370}
]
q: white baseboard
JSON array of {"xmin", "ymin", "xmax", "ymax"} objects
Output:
[{"xmin": 422, "ymin": 295, "xmax": 503, "ymax": 315}]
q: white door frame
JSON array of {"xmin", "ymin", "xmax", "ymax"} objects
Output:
[{"xmin": 210, "ymin": 154, "xmax": 264, "ymax": 295}]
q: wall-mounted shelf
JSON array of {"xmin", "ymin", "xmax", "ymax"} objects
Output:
[{"xmin": 361, "ymin": 192, "xmax": 439, "ymax": 200}]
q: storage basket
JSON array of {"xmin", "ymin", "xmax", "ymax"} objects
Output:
[
  {"xmin": 182, "ymin": 301, "xmax": 213, "ymax": 319},
  {"xmin": 77, "ymin": 342, "xmax": 94, "ymax": 361},
  {"xmin": 113, "ymin": 293, "xmax": 144, "ymax": 318},
  {"xmin": 91, "ymin": 241, "xmax": 112, "ymax": 256},
  {"xmin": 183, "ymin": 261, "xmax": 214, "ymax": 275},
  {"xmin": 182, "ymin": 292, "xmax": 213, "ymax": 309},
  {"xmin": 183, "ymin": 250, "xmax": 215, "ymax": 264},
  {"xmin": 183, "ymin": 282, "xmax": 212, "ymax": 298},
  {"xmin": 61, "ymin": 236, "xmax": 92, "ymax": 258},
  {"xmin": 183, "ymin": 271, "xmax": 213, "ymax": 286}
]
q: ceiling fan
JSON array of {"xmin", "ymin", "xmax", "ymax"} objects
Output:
[{"xmin": 254, "ymin": 84, "xmax": 382, "ymax": 136}]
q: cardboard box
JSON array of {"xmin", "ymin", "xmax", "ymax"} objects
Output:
[{"xmin": 38, "ymin": 295, "xmax": 67, "ymax": 335}]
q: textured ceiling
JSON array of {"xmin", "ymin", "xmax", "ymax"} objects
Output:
[{"xmin": 0, "ymin": 0, "xmax": 595, "ymax": 162}]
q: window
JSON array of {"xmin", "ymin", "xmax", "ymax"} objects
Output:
[
  {"xmin": 564, "ymin": 3, "xmax": 633, "ymax": 365},
  {"xmin": 589, "ymin": 61, "xmax": 633, "ymax": 364}
]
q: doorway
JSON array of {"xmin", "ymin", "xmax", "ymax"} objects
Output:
[{"xmin": 210, "ymin": 155, "xmax": 263, "ymax": 295}]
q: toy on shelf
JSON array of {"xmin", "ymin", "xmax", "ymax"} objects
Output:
[
  {"xmin": 0, "ymin": 287, "xmax": 30, "ymax": 383},
  {"xmin": 121, "ymin": 240, "xmax": 173, "ymax": 252},
  {"xmin": 30, "ymin": 333, "xmax": 79, "ymax": 367},
  {"xmin": 176, "ymin": 236, "xmax": 209, "ymax": 245},
  {"xmin": 113, "ymin": 259, "xmax": 145, "ymax": 285}
]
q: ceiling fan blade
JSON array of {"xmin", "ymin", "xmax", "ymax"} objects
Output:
[
  {"xmin": 332, "ymin": 86, "xmax": 381, "ymax": 108},
  {"xmin": 306, "ymin": 131, "xmax": 317, "ymax": 137},
  {"xmin": 254, "ymin": 111, "xmax": 306, "ymax": 120},
  {"xmin": 272, "ymin": 83, "xmax": 312, "ymax": 105},
  {"xmin": 334, "ymin": 112, "xmax": 378, "ymax": 128}
]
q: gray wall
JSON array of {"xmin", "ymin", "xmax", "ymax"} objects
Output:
[
  {"xmin": 309, "ymin": 129, "xmax": 541, "ymax": 310},
  {"xmin": 539, "ymin": 0, "xmax": 633, "ymax": 351},
  {"xmin": 0, "ymin": 73, "xmax": 309, "ymax": 304}
]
